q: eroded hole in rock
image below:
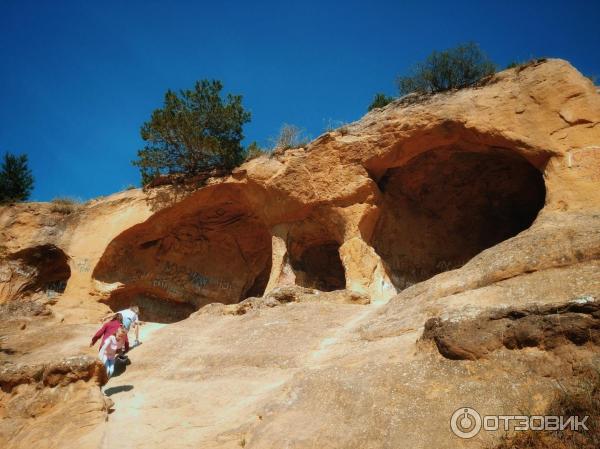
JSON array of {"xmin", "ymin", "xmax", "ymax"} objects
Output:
[
  {"xmin": 290, "ymin": 242, "xmax": 346, "ymax": 292},
  {"xmin": 93, "ymin": 189, "xmax": 272, "ymax": 323},
  {"xmin": 372, "ymin": 148, "xmax": 546, "ymax": 289},
  {"xmin": 0, "ymin": 245, "xmax": 71, "ymax": 301}
]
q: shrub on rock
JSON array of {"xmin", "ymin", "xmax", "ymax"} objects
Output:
[{"xmin": 397, "ymin": 42, "xmax": 496, "ymax": 95}]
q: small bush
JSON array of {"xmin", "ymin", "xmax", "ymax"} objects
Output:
[
  {"xmin": 368, "ymin": 93, "xmax": 395, "ymax": 111},
  {"xmin": 50, "ymin": 197, "xmax": 82, "ymax": 215},
  {"xmin": 505, "ymin": 58, "xmax": 548, "ymax": 73},
  {"xmin": 271, "ymin": 124, "xmax": 309, "ymax": 150},
  {"xmin": 397, "ymin": 42, "xmax": 496, "ymax": 95}
]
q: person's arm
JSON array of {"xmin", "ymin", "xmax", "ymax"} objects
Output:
[
  {"xmin": 90, "ymin": 323, "xmax": 107, "ymax": 347},
  {"xmin": 100, "ymin": 312, "xmax": 115, "ymax": 323}
]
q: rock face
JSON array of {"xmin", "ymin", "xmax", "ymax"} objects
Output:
[
  {"xmin": 0, "ymin": 244, "xmax": 71, "ymax": 301},
  {"xmin": 0, "ymin": 356, "xmax": 110, "ymax": 449},
  {"xmin": 0, "ymin": 59, "xmax": 599, "ymax": 448},
  {"xmin": 422, "ymin": 296, "xmax": 600, "ymax": 360}
]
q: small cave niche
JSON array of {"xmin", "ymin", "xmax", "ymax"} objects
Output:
[
  {"xmin": 290, "ymin": 241, "xmax": 346, "ymax": 292},
  {"xmin": 4, "ymin": 244, "xmax": 71, "ymax": 299},
  {"xmin": 372, "ymin": 147, "xmax": 546, "ymax": 290}
]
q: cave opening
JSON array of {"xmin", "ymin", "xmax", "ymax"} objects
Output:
[
  {"xmin": 290, "ymin": 241, "xmax": 346, "ymax": 292},
  {"xmin": 5, "ymin": 244, "xmax": 71, "ymax": 299},
  {"xmin": 93, "ymin": 190, "xmax": 273, "ymax": 323},
  {"xmin": 372, "ymin": 147, "xmax": 546, "ymax": 290}
]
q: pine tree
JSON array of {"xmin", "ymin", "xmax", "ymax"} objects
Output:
[
  {"xmin": 133, "ymin": 80, "xmax": 251, "ymax": 186},
  {"xmin": 0, "ymin": 152, "xmax": 34, "ymax": 203}
]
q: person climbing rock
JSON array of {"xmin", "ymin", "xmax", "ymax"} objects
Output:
[
  {"xmin": 99, "ymin": 327, "xmax": 127, "ymax": 379},
  {"xmin": 103, "ymin": 305, "xmax": 142, "ymax": 346},
  {"xmin": 91, "ymin": 312, "xmax": 130, "ymax": 352}
]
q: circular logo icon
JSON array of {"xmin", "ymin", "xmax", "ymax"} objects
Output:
[{"xmin": 450, "ymin": 407, "xmax": 482, "ymax": 438}]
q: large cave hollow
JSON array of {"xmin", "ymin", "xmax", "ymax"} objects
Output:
[
  {"xmin": 372, "ymin": 147, "xmax": 546, "ymax": 290},
  {"xmin": 289, "ymin": 241, "xmax": 346, "ymax": 292},
  {"xmin": 3, "ymin": 244, "xmax": 71, "ymax": 300},
  {"xmin": 93, "ymin": 190, "xmax": 272, "ymax": 323}
]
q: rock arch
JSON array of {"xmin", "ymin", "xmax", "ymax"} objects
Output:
[{"xmin": 92, "ymin": 184, "xmax": 272, "ymax": 322}]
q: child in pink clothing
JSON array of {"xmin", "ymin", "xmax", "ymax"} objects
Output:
[
  {"xmin": 99, "ymin": 327, "xmax": 126, "ymax": 378},
  {"xmin": 90, "ymin": 313, "xmax": 130, "ymax": 352}
]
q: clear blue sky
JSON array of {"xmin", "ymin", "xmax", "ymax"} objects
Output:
[{"xmin": 0, "ymin": 0, "xmax": 598, "ymax": 201}]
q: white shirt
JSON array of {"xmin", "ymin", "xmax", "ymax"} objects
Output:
[{"xmin": 119, "ymin": 309, "xmax": 138, "ymax": 331}]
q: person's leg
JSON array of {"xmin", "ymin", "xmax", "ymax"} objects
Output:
[
  {"xmin": 105, "ymin": 359, "xmax": 115, "ymax": 378},
  {"xmin": 101, "ymin": 354, "xmax": 109, "ymax": 376}
]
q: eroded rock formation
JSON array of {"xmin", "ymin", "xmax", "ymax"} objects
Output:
[
  {"xmin": 422, "ymin": 296, "xmax": 600, "ymax": 360},
  {"xmin": 0, "ymin": 356, "xmax": 110, "ymax": 449},
  {"xmin": 0, "ymin": 244, "xmax": 70, "ymax": 302},
  {"xmin": 373, "ymin": 148, "xmax": 546, "ymax": 287},
  {"xmin": 85, "ymin": 59, "xmax": 599, "ymax": 322},
  {"xmin": 93, "ymin": 185, "xmax": 273, "ymax": 322},
  {"xmin": 0, "ymin": 58, "xmax": 599, "ymax": 448}
]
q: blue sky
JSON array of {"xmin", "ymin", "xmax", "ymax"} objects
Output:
[{"xmin": 0, "ymin": 0, "xmax": 598, "ymax": 201}]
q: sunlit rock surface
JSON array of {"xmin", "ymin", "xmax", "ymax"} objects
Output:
[{"xmin": 1, "ymin": 59, "xmax": 599, "ymax": 448}]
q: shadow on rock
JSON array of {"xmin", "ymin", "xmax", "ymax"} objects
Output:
[{"xmin": 104, "ymin": 384, "xmax": 134, "ymax": 396}]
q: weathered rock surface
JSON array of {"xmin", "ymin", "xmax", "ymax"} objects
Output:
[
  {"xmin": 0, "ymin": 59, "xmax": 599, "ymax": 448},
  {"xmin": 422, "ymin": 296, "xmax": 600, "ymax": 360},
  {"xmin": 197, "ymin": 285, "xmax": 370, "ymax": 316},
  {"xmin": 0, "ymin": 356, "xmax": 110, "ymax": 449}
]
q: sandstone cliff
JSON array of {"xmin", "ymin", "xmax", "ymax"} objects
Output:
[{"xmin": 1, "ymin": 58, "xmax": 599, "ymax": 448}]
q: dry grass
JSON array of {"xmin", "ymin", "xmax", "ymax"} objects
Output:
[
  {"xmin": 494, "ymin": 365, "xmax": 600, "ymax": 449},
  {"xmin": 50, "ymin": 197, "xmax": 82, "ymax": 215},
  {"xmin": 271, "ymin": 124, "xmax": 309, "ymax": 150}
]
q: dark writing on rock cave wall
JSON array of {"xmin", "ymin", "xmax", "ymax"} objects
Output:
[{"xmin": 110, "ymin": 260, "xmax": 235, "ymax": 300}]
